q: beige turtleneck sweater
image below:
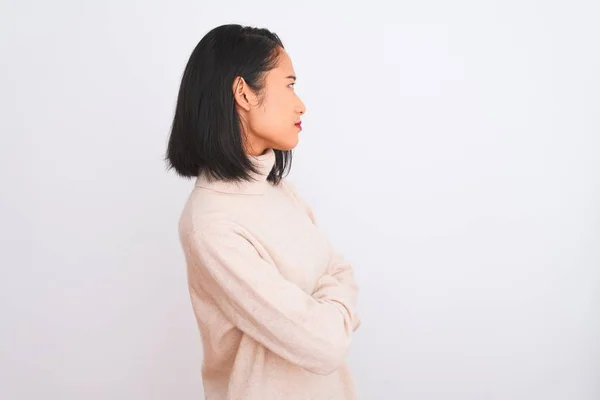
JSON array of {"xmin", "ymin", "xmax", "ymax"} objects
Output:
[{"xmin": 178, "ymin": 148, "xmax": 361, "ymax": 400}]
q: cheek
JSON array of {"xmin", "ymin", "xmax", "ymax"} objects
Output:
[{"xmin": 252, "ymin": 99, "xmax": 291, "ymax": 135}]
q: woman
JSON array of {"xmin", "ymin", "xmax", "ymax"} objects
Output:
[{"xmin": 166, "ymin": 24, "xmax": 361, "ymax": 399}]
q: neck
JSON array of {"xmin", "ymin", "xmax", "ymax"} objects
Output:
[{"xmin": 195, "ymin": 148, "xmax": 277, "ymax": 195}]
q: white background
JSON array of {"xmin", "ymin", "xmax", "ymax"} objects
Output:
[{"xmin": 1, "ymin": 1, "xmax": 599, "ymax": 399}]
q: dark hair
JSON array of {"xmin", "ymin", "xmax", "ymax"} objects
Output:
[{"xmin": 165, "ymin": 24, "xmax": 292, "ymax": 185}]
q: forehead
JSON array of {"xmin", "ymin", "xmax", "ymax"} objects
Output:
[{"xmin": 271, "ymin": 49, "xmax": 295, "ymax": 77}]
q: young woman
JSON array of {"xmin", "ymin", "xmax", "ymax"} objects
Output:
[{"xmin": 166, "ymin": 24, "xmax": 361, "ymax": 399}]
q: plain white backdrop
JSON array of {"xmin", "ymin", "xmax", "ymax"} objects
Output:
[{"xmin": 1, "ymin": 1, "xmax": 599, "ymax": 399}]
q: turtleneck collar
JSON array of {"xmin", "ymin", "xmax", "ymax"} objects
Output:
[{"xmin": 194, "ymin": 148, "xmax": 277, "ymax": 195}]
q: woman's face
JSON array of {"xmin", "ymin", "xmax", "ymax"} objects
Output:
[{"xmin": 234, "ymin": 48, "xmax": 306, "ymax": 155}]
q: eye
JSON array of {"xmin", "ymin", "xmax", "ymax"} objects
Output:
[{"xmin": 288, "ymin": 82, "xmax": 295, "ymax": 89}]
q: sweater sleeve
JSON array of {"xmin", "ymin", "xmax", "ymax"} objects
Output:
[
  {"xmin": 183, "ymin": 221, "xmax": 353, "ymax": 376},
  {"xmin": 281, "ymin": 180, "xmax": 361, "ymax": 332},
  {"xmin": 313, "ymin": 247, "xmax": 362, "ymax": 332}
]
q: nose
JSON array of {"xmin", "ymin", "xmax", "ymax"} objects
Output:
[{"xmin": 297, "ymin": 100, "xmax": 306, "ymax": 116}]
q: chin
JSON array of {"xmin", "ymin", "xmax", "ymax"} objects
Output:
[{"xmin": 273, "ymin": 136, "xmax": 299, "ymax": 151}]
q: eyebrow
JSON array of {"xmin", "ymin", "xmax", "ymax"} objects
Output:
[{"xmin": 285, "ymin": 75, "xmax": 297, "ymax": 81}]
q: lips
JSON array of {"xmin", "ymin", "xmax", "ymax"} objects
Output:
[{"xmin": 295, "ymin": 122, "xmax": 302, "ymax": 129}]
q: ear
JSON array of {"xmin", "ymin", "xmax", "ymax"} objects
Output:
[{"xmin": 232, "ymin": 76, "xmax": 254, "ymax": 112}]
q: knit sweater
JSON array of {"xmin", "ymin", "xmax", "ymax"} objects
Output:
[{"xmin": 178, "ymin": 148, "xmax": 361, "ymax": 400}]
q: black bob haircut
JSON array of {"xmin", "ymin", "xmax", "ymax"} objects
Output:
[{"xmin": 165, "ymin": 24, "xmax": 292, "ymax": 185}]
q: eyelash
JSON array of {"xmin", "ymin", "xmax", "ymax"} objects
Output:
[{"xmin": 288, "ymin": 83, "xmax": 295, "ymax": 89}]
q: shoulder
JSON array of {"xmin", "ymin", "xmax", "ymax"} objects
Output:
[
  {"xmin": 178, "ymin": 191, "xmax": 248, "ymax": 246},
  {"xmin": 179, "ymin": 212, "xmax": 254, "ymax": 251}
]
